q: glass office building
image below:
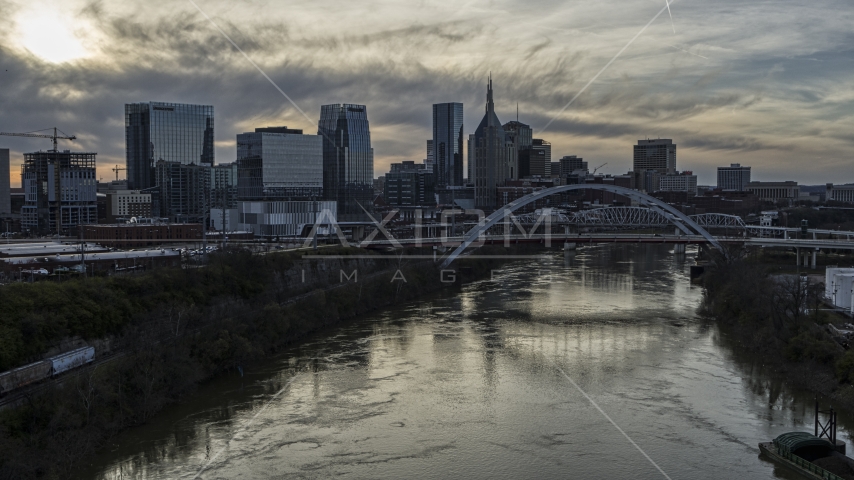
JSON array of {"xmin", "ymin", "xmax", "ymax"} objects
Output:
[
  {"xmin": 432, "ymin": 102, "xmax": 464, "ymax": 187},
  {"xmin": 236, "ymin": 129, "xmax": 323, "ymax": 201},
  {"xmin": 318, "ymin": 104, "xmax": 374, "ymax": 217},
  {"xmin": 125, "ymin": 102, "xmax": 215, "ymax": 190}
]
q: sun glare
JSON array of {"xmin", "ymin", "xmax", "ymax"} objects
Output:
[{"xmin": 15, "ymin": 8, "xmax": 89, "ymax": 64}]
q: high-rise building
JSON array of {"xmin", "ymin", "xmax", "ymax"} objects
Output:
[
  {"xmin": 154, "ymin": 161, "xmax": 210, "ymax": 222},
  {"xmin": 236, "ymin": 128, "xmax": 323, "ymax": 201},
  {"xmin": 432, "ymin": 103, "xmax": 464, "ymax": 187},
  {"xmin": 211, "ymin": 162, "xmax": 238, "ymax": 209},
  {"xmin": 423, "ymin": 140, "xmax": 435, "ymax": 173},
  {"xmin": 504, "ymin": 120, "xmax": 531, "ymax": 180},
  {"xmin": 472, "ymin": 77, "xmax": 515, "ymax": 209},
  {"xmin": 0, "ymin": 149, "xmax": 9, "ymax": 216},
  {"xmin": 503, "ymin": 121, "xmax": 533, "ymax": 151},
  {"xmin": 518, "ymin": 148, "xmax": 547, "ymax": 178},
  {"xmin": 235, "ymin": 127, "xmax": 326, "ymax": 238},
  {"xmin": 532, "ymin": 139, "xmax": 552, "ymax": 177},
  {"xmin": 633, "ymin": 139, "xmax": 676, "ymax": 174},
  {"xmin": 21, "ymin": 150, "xmax": 97, "ymax": 233},
  {"xmin": 318, "ymin": 104, "xmax": 374, "ymax": 217},
  {"xmin": 467, "ymin": 133, "xmax": 475, "ymax": 184},
  {"xmin": 717, "ymin": 163, "xmax": 751, "ymax": 191},
  {"xmin": 384, "ymin": 161, "xmax": 436, "ymax": 207},
  {"xmin": 125, "ymin": 102, "xmax": 215, "ymax": 191},
  {"xmin": 557, "ymin": 156, "xmax": 587, "ymax": 176}
]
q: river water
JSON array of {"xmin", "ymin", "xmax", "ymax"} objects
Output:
[{"xmin": 79, "ymin": 244, "xmax": 852, "ymax": 479}]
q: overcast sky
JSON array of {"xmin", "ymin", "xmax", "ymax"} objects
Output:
[{"xmin": 1, "ymin": 0, "xmax": 852, "ymax": 187}]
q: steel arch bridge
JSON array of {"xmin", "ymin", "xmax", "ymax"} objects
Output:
[
  {"xmin": 513, "ymin": 207, "xmax": 747, "ymax": 230},
  {"xmin": 440, "ymin": 185, "xmax": 723, "ymax": 268}
]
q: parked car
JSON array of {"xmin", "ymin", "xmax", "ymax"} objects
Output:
[{"xmin": 22, "ymin": 268, "xmax": 49, "ymax": 276}]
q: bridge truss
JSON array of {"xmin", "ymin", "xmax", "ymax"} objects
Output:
[
  {"xmin": 441, "ymin": 185, "xmax": 724, "ymax": 268},
  {"xmin": 513, "ymin": 207, "xmax": 761, "ymax": 234}
]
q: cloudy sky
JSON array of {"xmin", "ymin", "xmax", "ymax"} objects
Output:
[{"xmin": 1, "ymin": 0, "xmax": 852, "ymax": 187}]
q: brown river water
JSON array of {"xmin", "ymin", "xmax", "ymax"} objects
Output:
[{"xmin": 76, "ymin": 244, "xmax": 849, "ymax": 479}]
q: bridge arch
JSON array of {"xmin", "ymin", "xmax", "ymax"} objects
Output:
[{"xmin": 440, "ymin": 184, "xmax": 723, "ymax": 268}]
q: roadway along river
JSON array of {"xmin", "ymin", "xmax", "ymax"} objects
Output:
[{"xmin": 78, "ymin": 244, "xmax": 849, "ymax": 479}]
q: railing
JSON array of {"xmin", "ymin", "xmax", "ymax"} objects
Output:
[{"xmin": 780, "ymin": 448, "xmax": 844, "ymax": 480}]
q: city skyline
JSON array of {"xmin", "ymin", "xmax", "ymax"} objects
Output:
[{"xmin": 1, "ymin": 0, "xmax": 852, "ymax": 187}]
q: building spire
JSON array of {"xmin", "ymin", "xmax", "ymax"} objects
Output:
[{"xmin": 486, "ymin": 73, "xmax": 494, "ymax": 114}]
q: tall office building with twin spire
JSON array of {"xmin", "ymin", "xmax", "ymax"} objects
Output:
[{"xmin": 472, "ymin": 77, "xmax": 515, "ymax": 209}]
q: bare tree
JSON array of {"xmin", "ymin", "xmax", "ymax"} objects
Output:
[{"xmin": 75, "ymin": 365, "xmax": 99, "ymax": 426}]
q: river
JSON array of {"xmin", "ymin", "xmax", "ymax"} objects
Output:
[{"xmin": 78, "ymin": 244, "xmax": 851, "ymax": 479}]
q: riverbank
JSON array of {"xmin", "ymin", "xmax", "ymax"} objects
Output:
[
  {"xmin": 0, "ymin": 246, "xmax": 514, "ymax": 479},
  {"xmin": 702, "ymin": 251, "xmax": 854, "ymax": 412}
]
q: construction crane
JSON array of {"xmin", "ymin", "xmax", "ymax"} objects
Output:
[
  {"xmin": 0, "ymin": 127, "xmax": 76, "ymax": 152},
  {"xmin": 112, "ymin": 165, "xmax": 127, "ymax": 181},
  {"xmin": 592, "ymin": 162, "xmax": 608, "ymax": 175}
]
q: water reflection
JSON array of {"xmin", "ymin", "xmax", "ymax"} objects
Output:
[{"xmin": 79, "ymin": 244, "xmax": 837, "ymax": 480}]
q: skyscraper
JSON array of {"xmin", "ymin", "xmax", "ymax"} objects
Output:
[
  {"xmin": 318, "ymin": 104, "xmax": 374, "ymax": 217},
  {"xmin": 503, "ymin": 120, "xmax": 531, "ymax": 180},
  {"xmin": 432, "ymin": 102, "xmax": 464, "ymax": 187},
  {"xmin": 424, "ymin": 140, "xmax": 434, "ymax": 173},
  {"xmin": 633, "ymin": 139, "xmax": 676, "ymax": 173},
  {"xmin": 467, "ymin": 133, "xmax": 475, "ymax": 184},
  {"xmin": 532, "ymin": 139, "xmax": 552, "ymax": 167},
  {"xmin": 633, "ymin": 139, "xmax": 676, "ymax": 193},
  {"xmin": 717, "ymin": 163, "xmax": 751, "ymax": 191},
  {"xmin": 472, "ymin": 77, "xmax": 515, "ymax": 209},
  {"xmin": 0, "ymin": 149, "xmax": 9, "ymax": 217},
  {"xmin": 125, "ymin": 102, "xmax": 215, "ymax": 191}
]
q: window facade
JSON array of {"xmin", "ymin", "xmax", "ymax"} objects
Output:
[
  {"xmin": 318, "ymin": 104, "xmax": 374, "ymax": 217},
  {"xmin": 236, "ymin": 132, "xmax": 323, "ymax": 201},
  {"xmin": 433, "ymin": 103, "xmax": 464, "ymax": 187},
  {"xmin": 125, "ymin": 102, "xmax": 214, "ymax": 191}
]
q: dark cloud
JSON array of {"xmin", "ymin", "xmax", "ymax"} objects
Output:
[{"xmin": 0, "ymin": 0, "xmax": 852, "ymax": 186}]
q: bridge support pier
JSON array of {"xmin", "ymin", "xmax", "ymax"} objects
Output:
[
  {"xmin": 812, "ymin": 250, "xmax": 818, "ymax": 269},
  {"xmin": 674, "ymin": 244, "xmax": 686, "ymax": 254},
  {"xmin": 564, "ymin": 242, "xmax": 577, "ymax": 251}
]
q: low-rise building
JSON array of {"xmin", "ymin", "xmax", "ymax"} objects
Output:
[
  {"xmin": 238, "ymin": 200, "xmax": 337, "ymax": 238},
  {"xmin": 746, "ymin": 181, "xmax": 799, "ymax": 202},
  {"xmin": 826, "ymin": 183, "xmax": 854, "ymax": 204},
  {"xmin": 658, "ymin": 171, "xmax": 698, "ymax": 196},
  {"xmin": 82, "ymin": 222, "xmax": 203, "ymax": 248},
  {"xmin": 105, "ymin": 190, "xmax": 152, "ymax": 223},
  {"xmin": 497, "ymin": 179, "xmax": 557, "ymax": 213}
]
